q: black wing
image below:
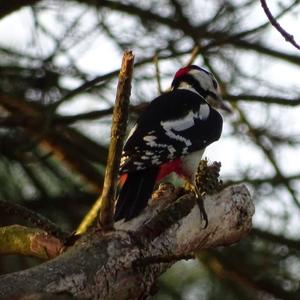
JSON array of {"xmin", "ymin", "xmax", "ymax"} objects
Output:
[{"xmin": 120, "ymin": 89, "xmax": 223, "ymax": 174}]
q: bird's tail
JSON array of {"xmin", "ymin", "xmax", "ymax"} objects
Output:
[{"xmin": 114, "ymin": 168, "xmax": 159, "ymax": 221}]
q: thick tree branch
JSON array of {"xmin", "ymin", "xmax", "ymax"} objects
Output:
[
  {"xmin": 0, "ymin": 199, "xmax": 69, "ymax": 241},
  {"xmin": 0, "ymin": 184, "xmax": 254, "ymax": 299},
  {"xmin": 0, "ymin": 225, "xmax": 63, "ymax": 260},
  {"xmin": 0, "ymin": 1, "xmax": 41, "ymax": 20}
]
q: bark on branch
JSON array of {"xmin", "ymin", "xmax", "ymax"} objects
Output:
[
  {"xmin": 0, "ymin": 184, "xmax": 254, "ymax": 299},
  {"xmin": 0, "ymin": 225, "xmax": 63, "ymax": 260}
]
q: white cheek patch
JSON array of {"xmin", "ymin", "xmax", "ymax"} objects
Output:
[{"xmin": 189, "ymin": 70, "xmax": 211, "ymax": 90}]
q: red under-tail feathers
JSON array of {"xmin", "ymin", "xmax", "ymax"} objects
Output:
[{"xmin": 114, "ymin": 158, "xmax": 188, "ymax": 221}]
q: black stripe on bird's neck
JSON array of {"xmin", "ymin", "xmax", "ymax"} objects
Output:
[{"xmin": 172, "ymin": 74, "xmax": 209, "ymax": 98}]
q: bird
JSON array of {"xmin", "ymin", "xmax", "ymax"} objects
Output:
[{"xmin": 114, "ymin": 65, "xmax": 231, "ymax": 221}]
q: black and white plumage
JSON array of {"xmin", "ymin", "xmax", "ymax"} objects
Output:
[{"xmin": 114, "ymin": 65, "xmax": 229, "ymax": 221}]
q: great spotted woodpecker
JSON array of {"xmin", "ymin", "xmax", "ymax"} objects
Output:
[{"xmin": 114, "ymin": 65, "xmax": 231, "ymax": 221}]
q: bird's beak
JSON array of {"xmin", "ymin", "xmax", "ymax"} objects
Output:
[
  {"xmin": 215, "ymin": 94, "xmax": 233, "ymax": 114},
  {"xmin": 207, "ymin": 93, "xmax": 233, "ymax": 114}
]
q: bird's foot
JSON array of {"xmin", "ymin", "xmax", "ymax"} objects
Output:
[
  {"xmin": 195, "ymin": 193, "xmax": 208, "ymax": 229},
  {"xmin": 194, "ymin": 158, "xmax": 224, "ymax": 229},
  {"xmin": 184, "ymin": 182, "xmax": 208, "ymax": 228}
]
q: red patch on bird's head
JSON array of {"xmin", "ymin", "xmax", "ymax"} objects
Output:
[{"xmin": 174, "ymin": 66, "xmax": 190, "ymax": 78}]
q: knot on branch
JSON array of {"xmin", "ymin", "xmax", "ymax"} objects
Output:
[{"xmin": 195, "ymin": 158, "xmax": 223, "ymax": 195}]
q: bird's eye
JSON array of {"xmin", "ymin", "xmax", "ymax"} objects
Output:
[{"xmin": 212, "ymin": 79, "xmax": 218, "ymax": 89}]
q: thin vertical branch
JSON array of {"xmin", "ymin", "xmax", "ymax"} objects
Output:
[
  {"xmin": 76, "ymin": 50, "xmax": 134, "ymax": 233},
  {"xmin": 186, "ymin": 45, "xmax": 200, "ymax": 66},
  {"xmin": 99, "ymin": 50, "xmax": 134, "ymax": 229},
  {"xmin": 153, "ymin": 53, "xmax": 163, "ymax": 94}
]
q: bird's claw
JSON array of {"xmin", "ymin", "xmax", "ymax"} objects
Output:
[{"xmin": 195, "ymin": 193, "xmax": 208, "ymax": 229}]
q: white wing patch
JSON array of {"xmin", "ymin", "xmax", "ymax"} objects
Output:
[
  {"xmin": 143, "ymin": 135, "xmax": 169, "ymax": 149},
  {"xmin": 160, "ymin": 104, "xmax": 210, "ymax": 140},
  {"xmin": 160, "ymin": 104, "xmax": 210, "ymax": 147},
  {"xmin": 143, "ymin": 135, "xmax": 157, "ymax": 147},
  {"xmin": 198, "ymin": 103, "xmax": 210, "ymax": 120},
  {"xmin": 120, "ymin": 154, "xmax": 130, "ymax": 167},
  {"xmin": 167, "ymin": 145, "xmax": 177, "ymax": 159},
  {"xmin": 133, "ymin": 161, "xmax": 144, "ymax": 170},
  {"xmin": 164, "ymin": 110, "xmax": 195, "ymax": 131},
  {"xmin": 160, "ymin": 119, "xmax": 192, "ymax": 147}
]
